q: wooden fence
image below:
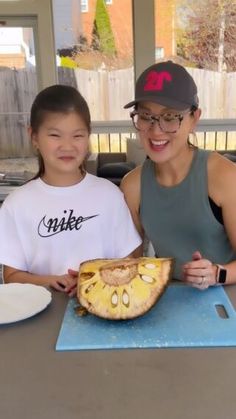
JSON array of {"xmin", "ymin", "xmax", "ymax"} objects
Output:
[{"xmin": 0, "ymin": 66, "xmax": 236, "ymax": 158}]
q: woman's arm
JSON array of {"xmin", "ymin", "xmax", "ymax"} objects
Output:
[
  {"xmin": 126, "ymin": 244, "xmax": 143, "ymax": 258},
  {"xmin": 120, "ymin": 166, "xmax": 145, "ymax": 255},
  {"xmin": 211, "ymin": 154, "xmax": 236, "ymax": 284},
  {"xmin": 3, "ymin": 265, "xmax": 78, "ymax": 296},
  {"xmin": 184, "ymin": 153, "xmax": 236, "ymax": 288}
]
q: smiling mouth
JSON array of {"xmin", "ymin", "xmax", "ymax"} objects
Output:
[
  {"xmin": 150, "ymin": 139, "xmax": 169, "ymax": 148},
  {"xmin": 58, "ymin": 156, "xmax": 75, "ymax": 160}
]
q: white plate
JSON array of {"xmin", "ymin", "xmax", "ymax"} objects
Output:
[{"xmin": 0, "ymin": 283, "xmax": 52, "ymax": 324}]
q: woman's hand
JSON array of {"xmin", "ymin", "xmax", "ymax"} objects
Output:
[{"xmin": 182, "ymin": 251, "xmax": 218, "ymax": 290}]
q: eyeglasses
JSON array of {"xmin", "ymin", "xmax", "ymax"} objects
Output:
[{"xmin": 130, "ymin": 110, "xmax": 191, "ymax": 134}]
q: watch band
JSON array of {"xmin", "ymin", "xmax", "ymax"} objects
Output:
[{"xmin": 216, "ymin": 264, "xmax": 227, "ymax": 284}]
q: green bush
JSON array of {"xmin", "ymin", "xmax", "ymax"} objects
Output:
[{"xmin": 91, "ymin": 0, "xmax": 116, "ymax": 57}]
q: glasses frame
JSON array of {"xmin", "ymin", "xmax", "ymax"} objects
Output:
[{"xmin": 130, "ymin": 109, "xmax": 192, "ymax": 134}]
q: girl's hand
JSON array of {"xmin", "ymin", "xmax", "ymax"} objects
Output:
[
  {"xmin": 49, "ymin": 270, "xmax": 78, "ymax": 296},
  {"xmin": 65, "ymin": 269, "xmax": 78, "ymax": 297},
  {"xmin": 182, "ymin": 251, "xmax": 218, "ymax": 290}
]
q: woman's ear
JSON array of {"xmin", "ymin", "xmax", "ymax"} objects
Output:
[
  {"xmin": 191, "ymin": 108, "xmax": 201, "ymax": 130},
  {"xmin": 196, "ymin": 108, "xmax": 202, "ymax": 119}
]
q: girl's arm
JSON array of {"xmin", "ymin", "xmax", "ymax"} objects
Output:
[{"xmin": 3, "ymin": 265, "xmax": 78, "ymax": 295}]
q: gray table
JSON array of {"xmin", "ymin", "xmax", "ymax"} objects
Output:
[{"xmin": 1, "ymin": 287, "xmax": 236, "ymax": 419}]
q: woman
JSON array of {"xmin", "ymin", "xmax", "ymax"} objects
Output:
[{"xmin": 121, "ymin": 60, "xmax": 236, "ymax": 289}]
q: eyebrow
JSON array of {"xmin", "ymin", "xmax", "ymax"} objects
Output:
[
  {"xmin": 138, "ymin": 109, "xmax": 181, "ymax": 117},
  {"xmin": 138, "ymin": 106, "xmax": 177, "ymax": 114},
  {"xmin": 72, "ymin": 129, "xmax": 88, "ymax": 133},
  {"xmin": 46, "ymin": 127, "xmax": 88, "ymax": 133}
]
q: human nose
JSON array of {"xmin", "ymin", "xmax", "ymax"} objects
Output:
[
  {"xmin": 149, "ymin": 118, "xmax": 163, "ymax": 134},
  {"xmin": 60, "ymin": 136, "xmax": 74, "ymax": 149}
]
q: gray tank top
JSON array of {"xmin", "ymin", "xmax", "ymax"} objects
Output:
[{"xmin": 140, "ymin": 148, "xmax": 235, "ymax": 279}]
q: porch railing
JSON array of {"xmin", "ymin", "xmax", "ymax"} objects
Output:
[
  {"xmin": 91, "ymin": 119, "xmax": 236, "ymax": 153},
  {"xmin": 0, "ymin": 113, "xmax": 236, "ymax": 157}
]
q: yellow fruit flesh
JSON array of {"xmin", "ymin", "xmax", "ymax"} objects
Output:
[{"xmin": 78, "ymin": 257, "xmax": 173, "ymax": 320}]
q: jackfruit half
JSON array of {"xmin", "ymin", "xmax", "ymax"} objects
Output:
[{"xmin": 77, "ymin": 257, "xmax": 173, "ymax": 320}]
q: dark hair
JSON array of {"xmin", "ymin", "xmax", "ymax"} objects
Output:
[
  {"xmin": 30, "ymin": 84, "xmax": 91, "ymax": 178},
  {"xmin": 187, "ymin": 106, "xmax": 198, "ymax": 147}
]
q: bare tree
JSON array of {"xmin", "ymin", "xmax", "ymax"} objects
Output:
[{"xmin": 176, "ymin": 0, "xmax": 236, "ymax": 71}]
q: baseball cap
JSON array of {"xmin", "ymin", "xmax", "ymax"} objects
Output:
[{"xmin": 124, "ymin": 61, "xmax": 199, "ymax": 110}]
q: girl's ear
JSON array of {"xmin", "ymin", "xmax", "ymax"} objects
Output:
[
  {"xmin": 28, "ymin": 127, "xmax": 38, "ymax": 149},
  {"xmin": 27, "ymin": 126, "xmax": 32, "ymax": 137}
]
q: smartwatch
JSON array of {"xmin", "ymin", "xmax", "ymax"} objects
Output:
[{"xmin": 216, "ymin": 264, "xmax": 227, "ymax": 284}]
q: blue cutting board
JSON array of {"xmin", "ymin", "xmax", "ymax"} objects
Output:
[{"xmin": 56, "ymin": 285, "xmax": 236, "ymax": 351}]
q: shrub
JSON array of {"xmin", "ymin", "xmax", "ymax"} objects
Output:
[{"xmin": 91, "ymin": 0, "xmax": 116, "ymax": 57}]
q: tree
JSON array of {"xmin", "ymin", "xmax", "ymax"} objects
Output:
[
  {"xmin": 176, "ymin": 0, "xmax": 236, "ymax": 71},
  {"xmin": 91, "ymin": 0, "xmax": 116, "ymax": 57}
]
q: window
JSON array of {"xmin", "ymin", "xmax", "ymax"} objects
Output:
[
  {"xmin": 81, "ymin": 0, "xmax": 88, "ymax": 13},
  {"xmin": 155, "ymin": 0, "xmax": 236, "ymax": 121},
  {"xmin": 0, "ymin": 17, "xmax": 40, "ymax": 158},
  {"xmin": 53, "ymin": 0, "xmax": 134, "ymax": 125},
  {"xmin": 52, "ymin": 0, "xmax": 134, "ymax": 152},
  {"xmin": 155, "ymin": 47, "xmax": 164, "ymax": 59}
]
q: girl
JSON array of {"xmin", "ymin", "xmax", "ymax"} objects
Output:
[
  {"xmin": 121, "ymin": 60, "xmax": 236, "ymax": 289},
  {"xmin": 0, "ymin": 85, "xmax": 141, "ymax": 296}
]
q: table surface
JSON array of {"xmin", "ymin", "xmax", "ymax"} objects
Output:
[{"xmin": 1, "ymin": 285, "xmax": 236, "ymax": 419}]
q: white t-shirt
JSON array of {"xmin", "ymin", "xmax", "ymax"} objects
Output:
[{"xmin": 0, "ymin": 174, "xmax": 141, "ymax": 276}]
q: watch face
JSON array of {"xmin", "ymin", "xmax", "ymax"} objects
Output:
[{"xmin": 218, "ymin": 268, "xmax": 227, "ymax": 284}]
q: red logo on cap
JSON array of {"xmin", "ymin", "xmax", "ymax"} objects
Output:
[{"xmin": 144, "ymin": 71, "xmax": 172, "ymax": 91}]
